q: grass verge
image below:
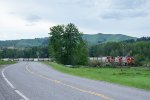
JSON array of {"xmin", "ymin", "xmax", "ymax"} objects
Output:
[
  {"xmin": 45, "ymin": 62, "xmax": 150, "ymax": 90},
  {"xmin": 0, "ymin": 60, "xmax": 16, "ymax": 66}
]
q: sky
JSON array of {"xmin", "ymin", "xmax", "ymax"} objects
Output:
[{"xmin": 0, "ymin": 0, "xmax": 150, "ymax": 40}]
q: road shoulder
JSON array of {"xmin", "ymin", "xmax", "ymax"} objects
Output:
[{"xmin": 0, "ymin": 65, "xmax": 22, "ymax": 100}]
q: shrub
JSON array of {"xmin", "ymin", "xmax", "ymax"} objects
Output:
[
  {"xmin": 88, "ymin": 60, "xmax": 102, "ymax": 67},
  {"xmin": 142, "ymin": 60, "xmax": 150, "ymax": 70},
  {"xmin": 134, "ymin": 54, "xmax": 145, "ymax": 66}
]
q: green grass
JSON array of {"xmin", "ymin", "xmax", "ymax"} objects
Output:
[
  {"xmin": 0, "ymin": 60, "xmax": 16, "ymax": 66},
  {"xmin": 45, "ymin": 62, "xmax": 150, "ymax": 90}
]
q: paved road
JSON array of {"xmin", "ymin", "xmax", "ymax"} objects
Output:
[
  {"xmin": 0, "ymin": 62, "xmax": 150, "ymax": 100},
  {"xmin": 0, "ymin": 65, "xmax": 22, "ymax": 100}
]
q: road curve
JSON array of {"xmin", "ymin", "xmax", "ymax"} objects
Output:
[{"xmin": 0, "ymin": 62, "xmax": 150, "ymax": 100}]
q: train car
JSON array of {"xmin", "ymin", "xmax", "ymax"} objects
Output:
[
  {"xmin": 126, "ymin": 57, "xmax": 134, "ymax": 65},
  {"xmin": 89, "ymin": 56, "xmax": 135, "ymax": 66}
]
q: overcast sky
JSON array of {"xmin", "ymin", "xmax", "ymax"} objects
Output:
[{"xmin": 0, "ymin": 0, "xmax": 150, "ymax": 40}]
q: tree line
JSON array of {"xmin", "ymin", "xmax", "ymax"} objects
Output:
[
  {"xmin": 89, "ymin": 41, "xmax": 150, "ymax": 65},
  {"xmin": 0, "ymin": 46, "xmax": 48, "ymax": 58}
]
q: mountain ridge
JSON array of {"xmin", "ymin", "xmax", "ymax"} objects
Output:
[
  {"xmin": 82, "ymin": 33, "xmax": 136, "ymax": 45},
  {"xmin": 0, "ymin": 33, "xmax": 136, "ymax": 48}
]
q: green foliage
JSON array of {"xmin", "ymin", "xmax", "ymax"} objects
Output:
[
  {"xmin": 134, "ymin": 54, "xmax": 145, "ymax": 66},
  {"xmin": 49, "ymin": 25, "xmax": 64, "ymax": 63},
  {"xmin": 0, "ymin": 46, "xmax": 48, "ymax": 58},
  {"xmin": 75, "ymin": 40, "xmax": 88, "ymax": 65},
  {"xmin": 88, "ymin": 60, "xmax": 103, "ymax": 67},
  {"xmin": 49, "ymin": 23, "xmax": 88, "ymax": 65},
  {"xmin": 142, "ymin": 59, "xmax": 150, "ymax": 70},
  {"xmin": 89, "ymin": 41, "xmax": 150, "ymax": 66},
  {"xmin": 89, "ymin": 42, "xmax": 122, "ymax": 57}
]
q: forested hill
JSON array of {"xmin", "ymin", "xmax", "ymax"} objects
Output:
[
  {"xmin": 83, "ymin": 33, "xmax": 136, "ymax": 45},
  {"xmin": 0, "ymin": 37, "xmax": 49, "ymax": 48},
  {"xmin": 0, "ymin": 33, "xmax": 136, "ymax": 48}
]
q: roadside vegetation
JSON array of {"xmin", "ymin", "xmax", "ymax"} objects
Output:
[
  {"xmin": 45, "ymin": 62, "xmax": 150, "ymax": 90},
  {"xmin": 0, "ymin": 60, "xmax": 16, "ymax": 66}
]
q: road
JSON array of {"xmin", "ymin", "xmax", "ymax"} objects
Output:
[{"xmin": 0, "ymin": 62, "xmax": 150, "ymax": 100}]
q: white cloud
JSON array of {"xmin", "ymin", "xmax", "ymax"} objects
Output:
[
  {"xmin": 100, "ymin": 9, "xmax": 148, "ymax": 20},
  {"xmin": 0, "ymin": 0, "xmax": 150, "ymax": 40}
]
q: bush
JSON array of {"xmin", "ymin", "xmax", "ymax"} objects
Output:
[
  {"xmin": 134, "ymin": 54, "xmax": 145, "ymax": 66},
  {"xmin": 102, "ymin": 63, "xmax": 115, "ymax": 68},
  {"xmin": 88, "ymin": 60, "xmax": 102, "ymax": 67},
  {"xmin": 142, "ymin": 60, "xmax": 150, "ymax": 70}
]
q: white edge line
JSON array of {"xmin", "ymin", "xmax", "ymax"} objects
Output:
[
  {"xmin": 2, "ymin": 70, "xmax": 5, "ymax": 78},
  {"xmin": 4, "ymin": 77, "xmax": 15, "ymax": 89},
  {"xmin": 1, "ymin": 65, "xmax": 29, "ymax": 100},
  {"xmin": 2, "ymin": 68, "xmax": 15, "ymax": 89},
  {"xmin": 15, "ymin": 90, "xmax": 29, "ymax": 100}
]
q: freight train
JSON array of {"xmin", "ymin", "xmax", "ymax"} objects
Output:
[{"xmin": 89, "ymin": 56, "xmax": 135, "ymax": 66}]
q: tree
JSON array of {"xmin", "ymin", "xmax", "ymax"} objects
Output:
[
  {"xmin": 75, "ymin": 40, "xmax": 88, "ymax": 65},
  {"xmin": 49, "ymin": 23, "xmax": 88, "ymax": 65},
  {"xmin": 49, "ymin": 25, "xmax": 64, "ymax": 63}
]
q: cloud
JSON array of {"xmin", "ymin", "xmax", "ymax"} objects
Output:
[
  {"xmin": 0, "ymin": 0, "xmax": 150, "ymax": 40},
  {"xmin": 110, "ymin": 0, "xmax": 147, "ymax": 9},
  {"xmin": 101, "ymin": 10, "xmax": 149, "ymax": 20},
  {"xmin": 26, "ymin": 14, "xmax": 41, "ymax": 22},
  {"xmin": 95, "ymin": 0, "xmax": 150, "ymax": 20},
  {"xmin": 24, "ymin": 14, "xmax": 42, "ymax": 26}
]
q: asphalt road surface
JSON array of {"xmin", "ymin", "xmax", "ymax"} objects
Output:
[{"xmin": 0, "ymin": 62, "xmax": 150, "ymax": 100}]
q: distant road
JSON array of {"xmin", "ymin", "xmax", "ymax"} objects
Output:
[{"xmin": 0, "ymin": 62, "xmax": 150, "ymax": 100}]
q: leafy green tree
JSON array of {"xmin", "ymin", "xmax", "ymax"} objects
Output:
[
  {"xmin": 75, "ymin": 40, "xmax": 88, "ymax": 65},
  {"xmin": 49, "ymin": 25, "xmax": 64, "ymax": 63},
  {"xmin": 49, "ymin": 23, "xmax": 88, "ymax": 65},
  {"xmin": 62, "ymin": 23, "xmax": 83, "ymax": 64}
]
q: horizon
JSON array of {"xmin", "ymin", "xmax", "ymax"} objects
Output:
[
  {"xmin": 0, "ymin": 33, "xmax": 138, "ymax": 41},
  {"xmin": 0, "ymin": 0, "xmax": 150, "ymax": 40}
]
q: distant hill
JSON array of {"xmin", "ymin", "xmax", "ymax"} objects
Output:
[
  {"xmin": 83, "ymin": 33, "xmax": 136, "ymax": 45},
  {"xmin": 0, "ymin": 33, "xmax": 136, "ymax": 48},
  {"xmin": 0, "ymin": 38, "xmax": 49, "ymax": 48}
]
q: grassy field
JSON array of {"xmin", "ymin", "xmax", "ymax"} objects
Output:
[
  {"xmin": 45, "ymin": 62, "xmax": 150, "ymax": 90},
  {"xmin": 0, "ymin": 60, "xmax": 16, "ymax": 66}
]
